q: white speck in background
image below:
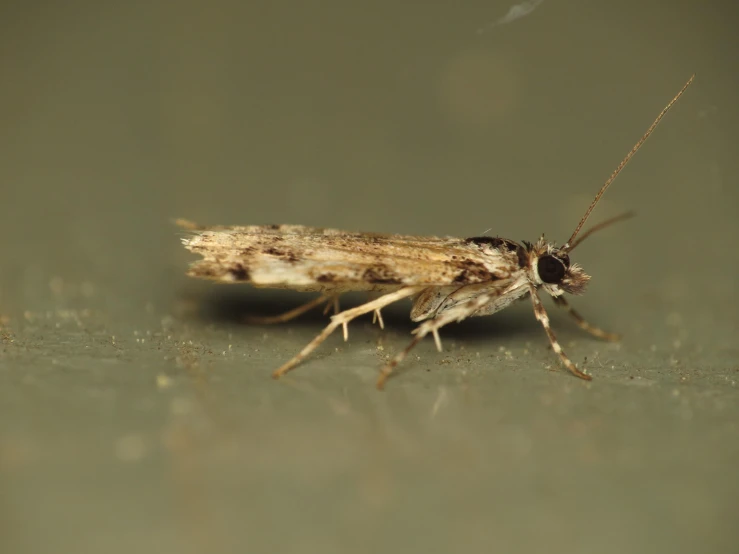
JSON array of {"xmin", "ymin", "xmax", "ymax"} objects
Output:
[{"xmin": 478, "ymin": 0, "xmax": 546, "ymax": 32}]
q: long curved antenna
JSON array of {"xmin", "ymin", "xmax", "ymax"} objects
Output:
[
  {"xmin": 567, "ymin": 211, "xmax": 635, "ymax": 251},
  {"xmin": 563, "ymin": 75, "xmax": 694, "ymax": 252}
]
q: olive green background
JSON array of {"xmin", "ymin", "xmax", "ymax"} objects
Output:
[{"xmin": 1, "ymin": 1, "xmax": 738, "ymax": 553}]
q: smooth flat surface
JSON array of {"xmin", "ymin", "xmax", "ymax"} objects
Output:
[{"xmin": 1, "ymin": 2, "xmax": 738, "ymax": 553}]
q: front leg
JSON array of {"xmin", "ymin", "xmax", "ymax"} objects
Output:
[
  {"xmin": 530, "ymin": 286, "xmax": 592, "ymax": 380},
  {"xmin": 552, "ymin": 296, "xmax": 620, "ymax": 342}
]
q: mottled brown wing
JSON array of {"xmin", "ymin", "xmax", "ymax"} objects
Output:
[{"xmin": 179, "ymin": 222, "xmax": 522, "ymax": 292}]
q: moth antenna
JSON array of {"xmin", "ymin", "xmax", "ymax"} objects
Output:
[
  {"xmin": 567, "ymin": 211, "xmax": 635, "ymax": 251},
  {"xmin": 563, "ymin": 75, "xmax": 694, "ymax": 252}
]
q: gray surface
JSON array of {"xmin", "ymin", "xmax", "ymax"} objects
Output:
[{"xmin": 1, "ymin": 1, "xmax": 738, "ymax": 553}]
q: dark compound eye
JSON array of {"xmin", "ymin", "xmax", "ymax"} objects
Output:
[{"xmin": 537, "ymin": 255, "xmax": 566, "ymax": 284}]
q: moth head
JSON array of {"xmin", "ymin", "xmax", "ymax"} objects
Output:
[{"xmin": 535, "ymin": 250, "xmax": 590, "ymax": 296}]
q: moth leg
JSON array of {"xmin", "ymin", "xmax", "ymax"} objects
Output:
[
  {"xmin": 322, "ymin": 295, "xmax": 341, "ymax": 316},
  {"xmin": 323, "ymin": 297, "xmax": 348, "ymax": 340},
  {"xmin": 553, "ymin": 296, "xmax": 620, "ymax": 342},
  {"xmin": 367, "ymin": 291, "xmax": 385, "ymax": 328},
  {"xmin": 372, "ymin": 309, "xmax": 385, "ymax": 329},
  {"xmin": 530, "ymin": 286, "xmax": 592, "ymax": 381},
  {"xmin": 244, "ymin": 294, "xmax": 331, "ymax": 324},
  {"xmin": 376, "ymin": 291, "xmax": 499, "ymax": 389},
  {"xmin": 376, "ymin": 334, "xmax": 426, "ymax": 389},
  {"xmin": 272, "ymin": 286, "xmax": 425, "ymax": 380},
  {"xmin": 432, "ymin": 329, "xmax": 443, "ymax": 352}
]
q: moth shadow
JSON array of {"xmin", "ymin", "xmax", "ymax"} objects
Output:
[{"xmin": 191, "ymin": 287, "xmax": 543, "ymax": 343}]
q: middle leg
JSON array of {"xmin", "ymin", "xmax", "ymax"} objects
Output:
[{"xmin": 376, "ymin": 289, "xmax": 505, "ymax": 389}]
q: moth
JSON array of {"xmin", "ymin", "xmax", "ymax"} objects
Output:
[{"xmin": 179, "ymin": 76, "xmax": 693, "ymax": 389}]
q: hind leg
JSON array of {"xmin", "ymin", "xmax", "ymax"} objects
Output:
[
  {"xmin": 272, "ymin": 286, "xmax": 424, "ymax": 379},
  {"xmin": 244, "ymin": 294, "xmax": 333, "ymax": 324}
]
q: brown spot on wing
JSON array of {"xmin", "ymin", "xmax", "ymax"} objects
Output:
[
  {"xmin": 453, "ymin": 260, "xmax": 495, "ymax": 283},
  {"xmin": 263, "ymin": 247, "xmax": 300, "ymax": 264},
  {"xmin": 229, "ymin": 264, "xmax": 250, "ymax": 281},
  {"xmin": 362, "ymin": 265, "xmax": 402, "ymax": 285},
  {"xmin": 188, "ymin": 265, "xmax": 220, "ymax": 279},
  {"xmin": 316, "ymin": 273, "xmax": 337, "ymax": 283}
]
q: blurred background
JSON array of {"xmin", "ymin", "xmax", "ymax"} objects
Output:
[{"xmin": 1, "ymin": 1, "xmax": 737, "ymax": 553}]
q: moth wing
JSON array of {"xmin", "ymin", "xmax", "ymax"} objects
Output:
[{"xmin": 180, "ymin": 223, "xmax": 521, "ymax": 292}]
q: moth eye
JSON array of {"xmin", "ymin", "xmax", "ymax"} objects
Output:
[{"xmin": 537, "ymin": 255, "xmax": 566, "ymax": 284}]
